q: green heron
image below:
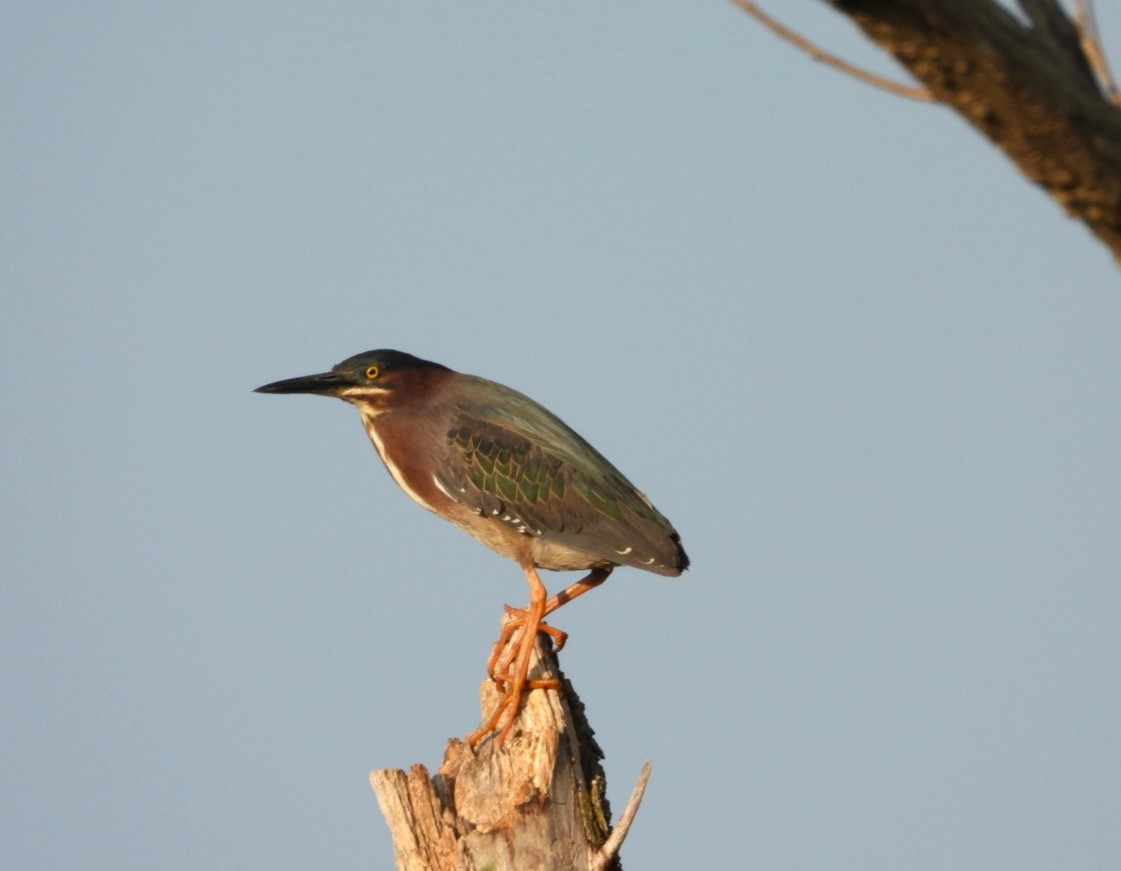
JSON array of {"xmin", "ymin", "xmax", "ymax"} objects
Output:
[{"xmin": 255, "ymin": 350, "xmax": 688, "ymax": 744}]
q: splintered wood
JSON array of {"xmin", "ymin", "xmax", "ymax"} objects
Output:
[{"xmin": 369, "ymin": 638, "xmax": 650, "ymax": 871}]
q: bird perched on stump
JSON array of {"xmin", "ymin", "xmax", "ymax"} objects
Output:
[{"xmin": 256, "ymin": 350, "xmax": 689, "ymax": 744}]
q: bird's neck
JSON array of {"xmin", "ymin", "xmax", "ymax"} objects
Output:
[{"xmin": 357, "ymin": 407, "xmax": 446, "ymax": 516}]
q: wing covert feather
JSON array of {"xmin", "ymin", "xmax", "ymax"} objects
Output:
[{"xmin": 432, "ymin": 380, "xmax": 683, "ymax": 572}]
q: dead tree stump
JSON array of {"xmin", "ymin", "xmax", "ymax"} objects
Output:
[{"xmin": 369, "ymin": 637, "xmax": 651, "ymax": 871}]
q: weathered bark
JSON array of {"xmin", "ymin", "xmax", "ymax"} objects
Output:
[
  {"xmin": 369, "ymin": 637, "xmax": 649, "ymax": 871},
  {"xmin": 825, "ymin": 0, "xmax": 1121, "ymax": 262}
]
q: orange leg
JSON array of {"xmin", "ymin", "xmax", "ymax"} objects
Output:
[
  {"xmin": 468, "ymin": 566, "xmax": 613, "ymax": 746},
  {"xmin": 467, "ymin": 564, "xmax": 548, "ymax": 745},
  {"xmin": 542, "ymin": 566, "xmax": 612, "ymax": 617},
  {"xmin": 485, "ymin": 611, "xmax": 567, "ymax": 684},
  {"xmin": 485, "ymin": 566, "xmax": 613, "ymax": 681}
]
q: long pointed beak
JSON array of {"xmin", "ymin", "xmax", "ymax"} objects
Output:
[{"xmin": 254, "ymin": 371, "xmax": 348, "ymax": 396}]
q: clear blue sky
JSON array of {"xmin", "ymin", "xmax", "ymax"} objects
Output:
[{"xmin": 3, "ymin": 3, "xmax": 1118, "ymax": 869}]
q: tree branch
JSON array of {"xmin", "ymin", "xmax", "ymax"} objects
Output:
[
  {"xmin": 727, "ymin": 0, "xmax": 933, "ymax": 101},
  {"xmin": 822, "ymin": 0, "xmax": 1121, "ymax": 262},
  {"xmin": 1073, "ymin": 0, "xmax": 1121, "ymax": 106},
  {"xmin": 592, "ymin": 760, "xmax": 652, "ymax": 871}
]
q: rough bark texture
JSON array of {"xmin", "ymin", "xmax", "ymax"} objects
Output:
[
  {"xmin": 826, "ymin": 0, "xmax": 1121, "ymax": 262},
  {"xmin": 370, "ymin": 638, "xmax": 642, "ymax": 871}
]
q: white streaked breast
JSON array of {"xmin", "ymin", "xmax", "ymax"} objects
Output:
[{"xmin": 359, "ymin": 412, "xmax": 438, "ymax": 513}]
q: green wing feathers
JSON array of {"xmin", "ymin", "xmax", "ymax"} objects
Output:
[{"xmin": 438, "ymin": 385, "xmax": 686, "ymax": 575}]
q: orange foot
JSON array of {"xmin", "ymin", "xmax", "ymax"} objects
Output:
[
  {"xmin": 466, "ymin": 566, "xmax": 612, "ymax": 747},
  {"xmin": 467, "ymin": 621, "xmax": 561, "ymax": 746},
  {"xmin": 465, "ymin": 672, "xmax": 561, "ymax": 747},
  {"xmin": 486, "ymin": 606, "xmax": 568, "ymax": 686},
  {"xmin": 467, "ymin": 567, "xmax": 552, "ymax": 746}
]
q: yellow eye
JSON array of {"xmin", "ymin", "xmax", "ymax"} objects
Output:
[{"xmin": 365, "ymin": 364, "xmax": 381, "ymax": 380}]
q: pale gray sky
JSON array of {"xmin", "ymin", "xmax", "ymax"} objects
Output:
[{"xmin": 3, "ymin": 3, "xmax": 1119, "ymax": 869}]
